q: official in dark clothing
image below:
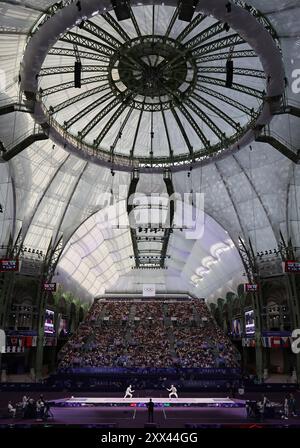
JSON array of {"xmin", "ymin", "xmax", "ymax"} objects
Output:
[{"xmin": 147, "ymin": 399, "xmax": 154, "ymax": 423}]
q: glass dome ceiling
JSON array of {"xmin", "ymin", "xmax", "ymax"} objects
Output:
[
  {"xmin": 31, "ymin": 2, "xmax": 278, "ymax": 171},
  {"xmin": 0, "ymin": 0, "xmax": 299, "ymax": 302}
]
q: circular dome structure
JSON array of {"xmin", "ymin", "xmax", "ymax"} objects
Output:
[{"xmin": 21, "ymin": 0, "xmax": 285, "ymax": 171}]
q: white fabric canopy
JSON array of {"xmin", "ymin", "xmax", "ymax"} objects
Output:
[{"xmin": 0, "ymin": 0, "xmax": 299, "ymax": 302}]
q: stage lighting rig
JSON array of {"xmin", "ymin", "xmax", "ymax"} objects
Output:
[
  {"xmin": 178, "ymin": 0, "xmax": 200, "ymax": 22},
  {"xmin": 226, "ymin": 2, "xmax": 232, "ymax": 13},
  {"xmin": 223, "ymin": 22, "xmax": 230, "ymax": 32},
  {"xmin": 111, "ymin": 0, "xmax": 131, "ymax": 21}
]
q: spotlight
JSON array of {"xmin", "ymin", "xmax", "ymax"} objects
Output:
[
  {"xmin": 226, "ymin": 60, "xmax": 233, "ymax": 88},
  {"xmin": 226, "ymin": 2, "xmax": 232, "ymax": 13},
  {"xmin": 178, "ymin": 0, "xmax": 200, "ymax": 22},
  {"xmin": 223, "ymin": 22, "xmax": 230, "ymax": 32},
  {"xmin": 111, "ymin": 0, "xmax": 130, "ymax": 21},
  {"xmin": 74, "ymin": 61, "xmax": 82, "ymax": 88}
]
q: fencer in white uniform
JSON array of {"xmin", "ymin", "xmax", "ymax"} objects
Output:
[
  {"xmin": 167, "ymin": 385, "xmax": 178, "ymax": 399},
  {"xmin": 124, "ymin": 385, "xmax": 135, "ymax": 399}
]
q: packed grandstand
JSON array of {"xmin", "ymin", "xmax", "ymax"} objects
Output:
[{"xmin": 58, "ymin": 300, "xmax": 240, "ymax": 369}]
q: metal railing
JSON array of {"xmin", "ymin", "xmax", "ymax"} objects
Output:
[
  {"xmin": 5, "ymin": 124, "xmax": 46, "ymax": 152},
  {"xmin": 284, "ymin": 98, "xmax": 300, "ymax": 109},
  {"xmin": 258, "ymin": 126, "xmax": 298, "ymax": 152}
]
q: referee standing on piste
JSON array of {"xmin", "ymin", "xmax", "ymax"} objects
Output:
[{"xmin": 147, "ymin": 398, "xmax": 155, "ymax": 423}]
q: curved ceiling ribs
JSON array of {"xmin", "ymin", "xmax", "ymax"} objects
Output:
[
  {"xmin": 1, "ymin": 0, "xmax": 297, "ymax": 303},
  {"xmin": 18, "ymin": 0, "xmax": 284, "ymax": 172}
]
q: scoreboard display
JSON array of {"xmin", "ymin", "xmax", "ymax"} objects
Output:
[
  {"xmin": 43, "ymin": 283, "xmax": 57, "ymax": 292},
  {"xmin": 0, "ymin": 259, "xmax": 19, "ymax": 273},
  {"xmin": 284, "ymin": 261, "xmax": 300, "ymax": 273},
  {"xmin": 244, "ymin": 283, "xmax": 259, "ymax": 292}
]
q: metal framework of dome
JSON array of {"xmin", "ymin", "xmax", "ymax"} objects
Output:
[{"xmin": 20, "ymin": 0, "xmax": 285, "ymax": 172}]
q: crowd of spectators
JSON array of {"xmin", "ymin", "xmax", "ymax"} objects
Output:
[
  {"xmin": 85, "ymin": 301, "xmax": 105, "ymax": 323},
  {"xmin": 104, "ymin": 301, "xmax": 131, "ymax": 321},
  {"xmin": 59, "ymin": 325, "xmax": 128, "ymax": 368},
  {"xmin": 127, "ymin": 321, "xmax": 173, "ymax": 367},
  {"xmin": 173, "ymin": 324, "xmax": 240, "ymax": 368},
  {"xmin": 58, "ymin": 323, "xmax": 93, "ymax": 367},
  {"xmin": 58, "ymin": 300, "xmax": 240, "ymax": 370},
  {"xmin": 166, "ymin": 302, "xmax": 195, "ymax": 325},
  {"xmin": 134, "ymin": 302, "xmax": 164, "ymax": 320}
]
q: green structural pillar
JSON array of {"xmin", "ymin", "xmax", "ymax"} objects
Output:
[
  {"xmin": 255, "ymin": 335, "xmax": 264, "ymax": 381},
  {"xmin": 0, "ymin": 272, "xmax": 15, "ymax": 329},
  {"xmin": 285, "ymin": 273, "xmax": 300, "ymax": 383},
  {"xmin": 35, "ymin": 290, "xmax": 48, "ymax": 381},
  {"xmin": 253, "ymin": 287, "xmax": 263, "ymax": 382}
]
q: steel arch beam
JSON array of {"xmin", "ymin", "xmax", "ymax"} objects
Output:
[
  {"xmin": 51, "ymin": 84, "xmax": 110, "ymax": 114},
  {"xmin": 39, "ymin": 65, "xmax": 108, "ymax": 77},
  {"xmin": 94, "ymin": 99, "xmax": 133, "ymax": 147},
  {"xmin": 53, "ymin": 162, "xmax": 89, "ymax": 247},
  {"xmin": 199, "ymin": 66, "xmax": 265, "ymax": 79},
  {"xmin": 81, "ymin": 20, "xmax": 122, "ymax": 49},
  {"xmin": 232, "ymin": 154, "xmax": 281, "ymax": 242},
  {"xmin": 40, "ymin": 75, "xmax": 107, "ymax": 97},
  {"xmin": 109, "ymin": 107, "xmax": 134, "ymax": 154},
  {"xmin": 197, "ymin": 76, "xmax": 264, "ymax": 99},
  {"xmin": 177, "ymin": 13, "xmax": 207, "ymax": 42},
  {"xmin": 48, "ymin": 47, "xmax": 110, "ymax": 63},
  {"xmin": 192, "ymin": 34, "xmax": 245, "ymax": 57},
  {"xmin": 102, "ymin": 11, "xmax": 130, "ymax": 41},
  {"xmin": 177, "ymin": 102, "xmax": 211, "ymax": 146},
  {"xmin": 129, "ymin": 5, "xmax": 142, "ymax": 38},
  {"xmin": 162, "ymin": 33, "xmax": 246, "ymax": 73},
  {"xmin": 81, "ymin": 94, "xmax": 127, "ymax": 140},
  {"xmin": 130, "ymin": 106, "xmax": 144, "ymax": 159},
  {"xmin": 170, "ymin": 107, "xmax": 194, "ymax": 156},
  {"xmin": 60, "ymin": 32, "xmax": 115, "ymax": 57},
  {"xmin": 21, "ymin": 154, "xmax": 71, "ymax": 244},
  {"xmin": 184, "ymin": 98, "xmax": 225, "ymax": 141},
  {"xmin": 161, "ymin": 107, "xmax": 173, "ymax": 159},
  {"xmin": 165, "ymin": 7, "xmax": 179, "ymax": 40},
  {"xmin": 196, "ymin": 50, "xmax": 257, "ymax": 63},
  {"xmin": 195, "ymin": 85, "xmax": 254, "ymax": 115},
  {"xmin": 191, "ymin": 92, "xmax": 241, "ymax": 130},
  {"xmin": 214, "ymin": 161, "xmax": 248, "ymax": 245},
  {"xmin": 64, "ymin": 91, "xmax": 114, "ymax": 129},
  {"xmin": 186, "ymin": 21, "xmax": 230, "ymax": 49}
]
